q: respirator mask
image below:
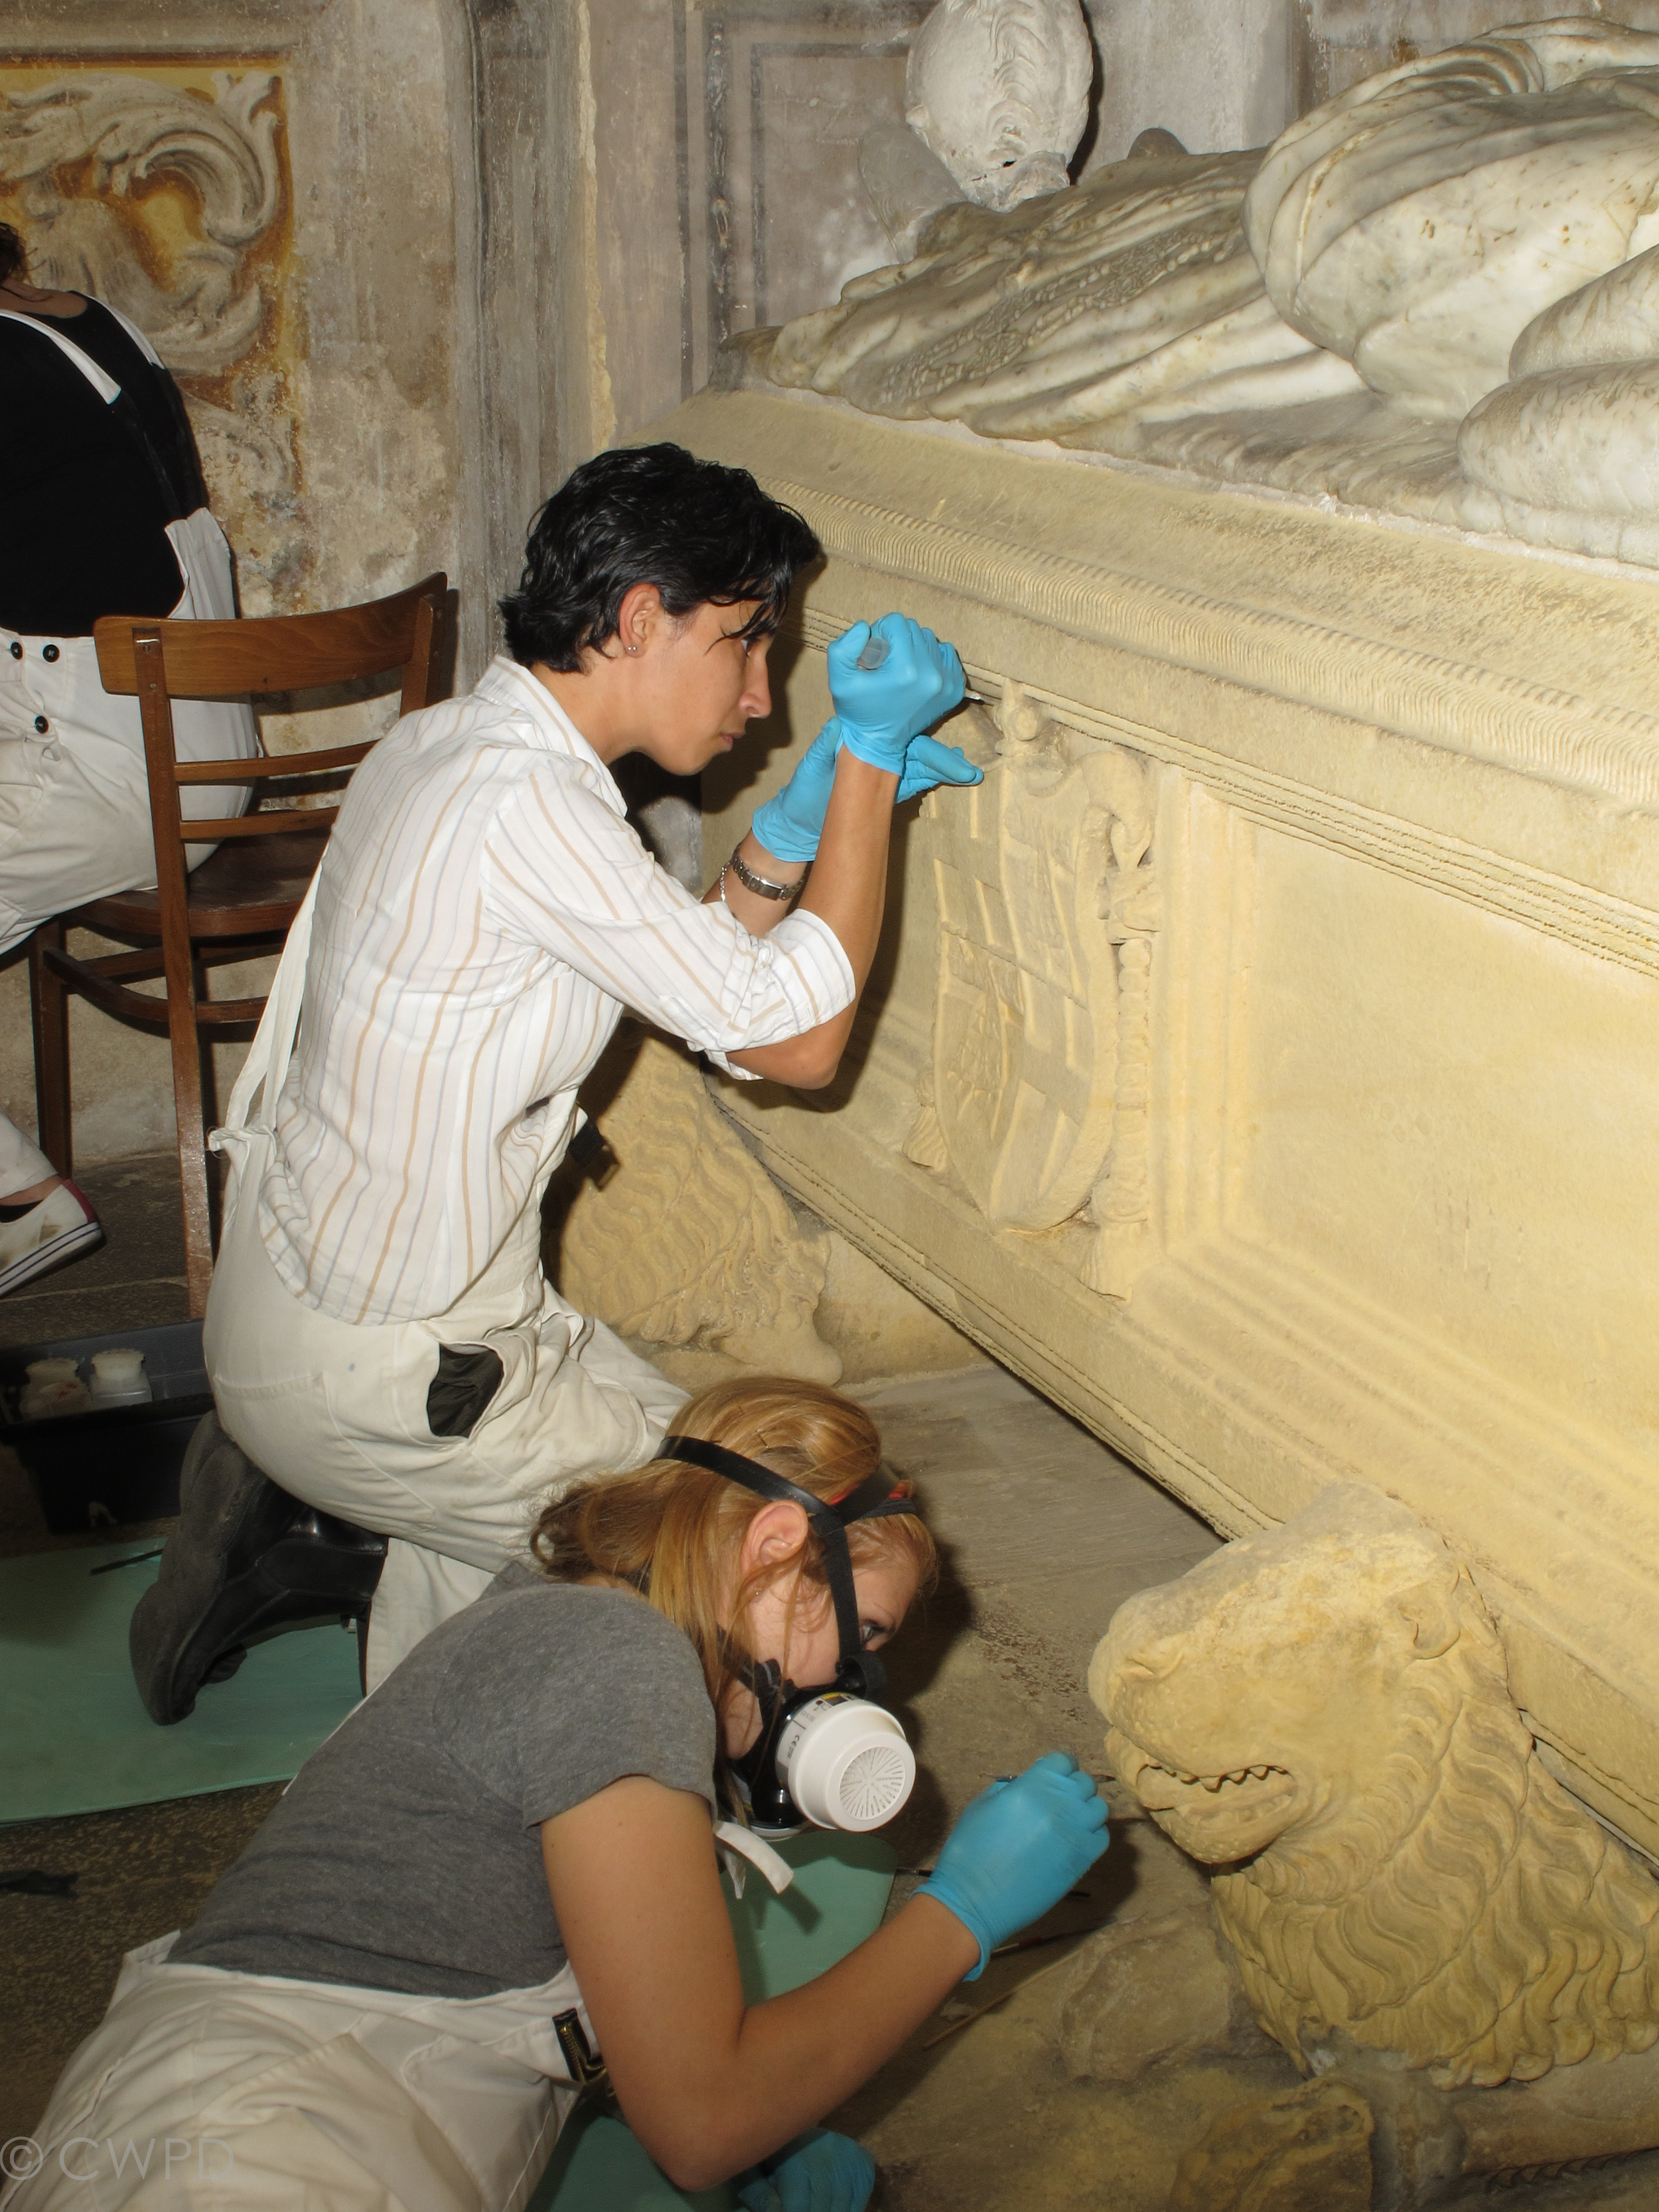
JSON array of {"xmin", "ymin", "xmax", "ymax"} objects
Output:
[{"xmin": 657, "ymin": 1434, "xmax": 919, "ymax": 1838}]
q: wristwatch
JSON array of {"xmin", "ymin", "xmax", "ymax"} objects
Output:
[{"xmin": 727, "ymin": 844, "xmax": 808, "ymax": 903}]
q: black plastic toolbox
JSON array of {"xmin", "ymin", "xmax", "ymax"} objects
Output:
[{"xmin": 0, "ymin": 1320, "xmax": 212, "ymax": 1532}]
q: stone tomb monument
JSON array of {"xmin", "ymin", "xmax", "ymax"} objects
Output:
[{"xmin": 634, "ymin": 18, "xmax": 1659, "ymax": 1889}]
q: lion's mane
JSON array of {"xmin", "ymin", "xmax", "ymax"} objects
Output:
[{"xmin": 1213, "ymin": 1571, "xmax": 1659, "ymax": 2089}]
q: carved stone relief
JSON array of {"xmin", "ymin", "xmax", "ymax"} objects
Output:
[
  {"xmin": 552, "ymin": 1033, "xmax": 841, "ymax": 1386},
  {"xmin": 904, "ymin": 0, "xmax": 1093, "ymax": 211},
  {"xmin": 1084, "ymin": 1484, "xmax": 1659, "ymax": 2203},
  {"xmin": 905, "ymin": 679, "xmax": 1161, "ymax": 1298},
  {"xmin": 682, "ymin": 381, "xmax": 1659, "ymax": 1862},
  {"xmin": 0, "ymin": 65, "xmax": 301, "ymax": 614},
  {"xmin": 1097, "ymin": 1483, "xmax": 1659, "ymax": 2087}
]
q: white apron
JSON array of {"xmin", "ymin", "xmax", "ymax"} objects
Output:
[
  {"xmin": 203, "ymin": 885, "xmax": 687, "ymax": 1688},
  {"xmin": 0, "ymin": 303, "xmax": 258, "ymax": 958},
  {"xmin": 0, "ymin": 1930, "xmax": 601, "ymax": 2212},
  {"xmin": 0, "ymin": 1798, "xmax": 791, "ymax": 2212}
]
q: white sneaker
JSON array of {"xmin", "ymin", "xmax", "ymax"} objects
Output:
[{"xmin": 0, "ymin": 1179, "xmax": 104, "ymax": 1297}]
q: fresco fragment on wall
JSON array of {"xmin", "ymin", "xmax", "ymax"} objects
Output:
[{"xmin": 0, "ymin": 64, "xmax": 303, "ymax": 615}]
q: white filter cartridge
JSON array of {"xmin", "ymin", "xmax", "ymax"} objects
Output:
[
  {"xmin": 89, "ymin": 1348, "xmax": 152, "ymax": 1407},
  {"xmin": 776, "ymin": 1694, "xmax": 915, "ymax": 1832}
]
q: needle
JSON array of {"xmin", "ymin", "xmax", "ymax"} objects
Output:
[{"xmin": 920, "ymin": 1943, "xmax": 1083, "ymax": 2050}]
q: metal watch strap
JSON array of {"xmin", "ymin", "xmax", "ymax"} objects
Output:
[{"xmin": 727, "ymin": 844, "xmax": 808, "ymax": 901}]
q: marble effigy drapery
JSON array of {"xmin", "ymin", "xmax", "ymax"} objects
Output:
[
  {"xmin": 670, "ymin": 368, "xmax": 1659, "ymax": 1858},
  {"xmin": 745, "ymin": 22, "xmax": 1659, "ymax": 571}
]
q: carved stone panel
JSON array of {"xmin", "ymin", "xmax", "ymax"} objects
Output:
[{"xmin": 906, "ymin": 678, "xmax": 1161, "ymax": 1295}]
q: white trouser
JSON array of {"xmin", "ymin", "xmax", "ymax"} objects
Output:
[
  {"xmin": 203, "ymin": 887, "xmax": 686, "ymax": 1688},
  {"xmin": 0, "ymin": 1117, "xmax": 54, "ymax": 1197},
  {"xmin": 1, "ymin": 509, "xmax": 258, "ymax": 1187},
  {"xmin": 1, "ymin": 1933, "xmax": 592, "ymax": 2212}
]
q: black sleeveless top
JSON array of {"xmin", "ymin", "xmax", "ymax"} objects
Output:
[{"xmin": 0, "ymin": 297, "xmax": 210, "ymax": 637}]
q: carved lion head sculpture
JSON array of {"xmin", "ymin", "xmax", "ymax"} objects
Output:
[
  {"xmin": 1091, "ymin": 1485, "xmax": 1659, "ymax": 2088},
  {"xmin": 904, "ymin": 0, "xmax": 1092, "ymax": 212}
]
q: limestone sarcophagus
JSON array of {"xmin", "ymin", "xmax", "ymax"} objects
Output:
[{"xmin": 666, "ymin": 379, "xmax": 1659, "ymax": 1856}]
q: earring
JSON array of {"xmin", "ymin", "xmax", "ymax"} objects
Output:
[{"xmin": 626, "ymin": 644, "xmax": 640, "ymax": 655}]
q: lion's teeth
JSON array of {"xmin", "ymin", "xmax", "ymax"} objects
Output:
[{"xmin": 1202, "ymin": 1774, "xmax": 1224, "ymax": 1791}]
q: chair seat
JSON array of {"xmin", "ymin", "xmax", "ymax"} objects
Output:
[{"xmin": 74, "ymin": 826, "xmax": 330, "ymax": 939}]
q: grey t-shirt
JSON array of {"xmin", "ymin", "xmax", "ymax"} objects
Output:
[{"xmin": 173, "ymin": 1566, "xmax": 717, "ymax": 1999}]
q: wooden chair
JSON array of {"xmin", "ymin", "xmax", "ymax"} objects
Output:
[{"xmin": 27, "ymin": 573, "xmax": 448, "ymax": 1317}]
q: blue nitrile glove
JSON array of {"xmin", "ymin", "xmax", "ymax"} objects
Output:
[
  {"xmin": 750, "ymin": 720, "xmax": 982, "ymax": 867},
  {"xmin": 918, "ymin": 1751, "xmax": 1109, "ymax": 1980},
  {"xmin": 828, "ymin": 614, "xmax": 966, "ymax": 772},
  {"xmin": 898, "ymin": 731, "xmax": 981, "ymax": 804},
  {"xmin": 736, "ymin": 2128, "xmax": 876, "ymax": 2212},
  {"xmin": 751, "ymin": 718, "xmax": 841, "ymax": 865}
]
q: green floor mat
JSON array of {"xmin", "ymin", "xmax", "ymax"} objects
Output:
[
  {"xmin": 532, "ymin": 1829, "xmax": 896, "ymax": 2212},
  {"xmin": 0, "ymin": 1544, "xmax": 362, "ymax": 1823}
]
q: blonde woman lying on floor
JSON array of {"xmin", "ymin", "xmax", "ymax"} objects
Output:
[{"xmin": 7, "ymin": 1378, "xmax": 1108, "ymax": 2212}]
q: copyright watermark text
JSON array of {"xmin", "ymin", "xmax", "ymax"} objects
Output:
[{"xmin": 3, "ymin": 2136, "xmax": 234, "ymax": 2187}]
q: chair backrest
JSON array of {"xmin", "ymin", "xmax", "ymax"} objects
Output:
[
  {"xmin": 95, "ymin": 572, "xmax": 447, "ymax": 709},
  {"xmin": 92, "ymin": 571, "xmax": 448, "ymax": 853},
  {"xmin": 84, "ymin": 571, "xmax": 449, "ymax": 1120}
]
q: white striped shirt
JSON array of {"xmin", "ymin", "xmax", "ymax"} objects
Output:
[{"xmin": 258, "ymin": 654, "xmax": 853, "ymax": 1324}]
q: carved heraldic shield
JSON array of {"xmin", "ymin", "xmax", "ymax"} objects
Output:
[{"xmin": 909, "ymin": 686, "xmax": 1158, "ymax": 1273}]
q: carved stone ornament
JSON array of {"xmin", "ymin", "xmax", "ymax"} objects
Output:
[
  {"xmin": 1093, "ymin": 1485, "xmax": 1659, "ymax": 2093},
  {"xmin": 0, "ymin": 71, "xmax": 283, "ymax": 376},
  {"xmin": 758, "ymin": 22, "xmax": 1659, "ymax": 569},
  {"xmin": 905, "ymin": 681, "xmax": 1159, "ymax": 1295},
  {"xmin": 904, "ymin": 0, "xmax": 1093, "ymax": 212},
  {"xmin": 555, "ymin": 1035, "xmax": 841, "ymax": 1384},
  {"xmin": 0, "ymin": 66, "xmax": 299, "ymax": 615}
]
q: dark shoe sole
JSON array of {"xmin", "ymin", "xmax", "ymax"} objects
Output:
[{"xmin": 130, "ymin": 1413, "xmax": 386, "ymax": 1725}]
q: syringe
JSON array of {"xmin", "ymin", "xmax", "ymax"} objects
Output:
[{"xmin": 856, "ymin": 631, "xmax": 986, "ymax": 703}]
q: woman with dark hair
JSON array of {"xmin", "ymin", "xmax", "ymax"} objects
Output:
[
  {"xmin": 136, "ymin": 443, "xmax": 983, "ymax": 1719},
  {"xmin": 0, "ymin": 220, "xmax": 257, "ymax": 1295},
  {"xmin": 13, "ymin": 1379, "xmax": 1108, "ymax": 2212}
]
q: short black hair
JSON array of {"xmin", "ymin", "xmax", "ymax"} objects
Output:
[
  {"xmin": 0, "ymin": 224, "xmax": 27, "ymax": 285},
  {"xmin": 499, "ymin": 443, "xmax": 822, "ymax": 670}
]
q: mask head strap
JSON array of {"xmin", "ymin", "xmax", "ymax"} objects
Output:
[{"xmin": 656, "ymin": 1434, "xmax": 918, "ymax": 1686}]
